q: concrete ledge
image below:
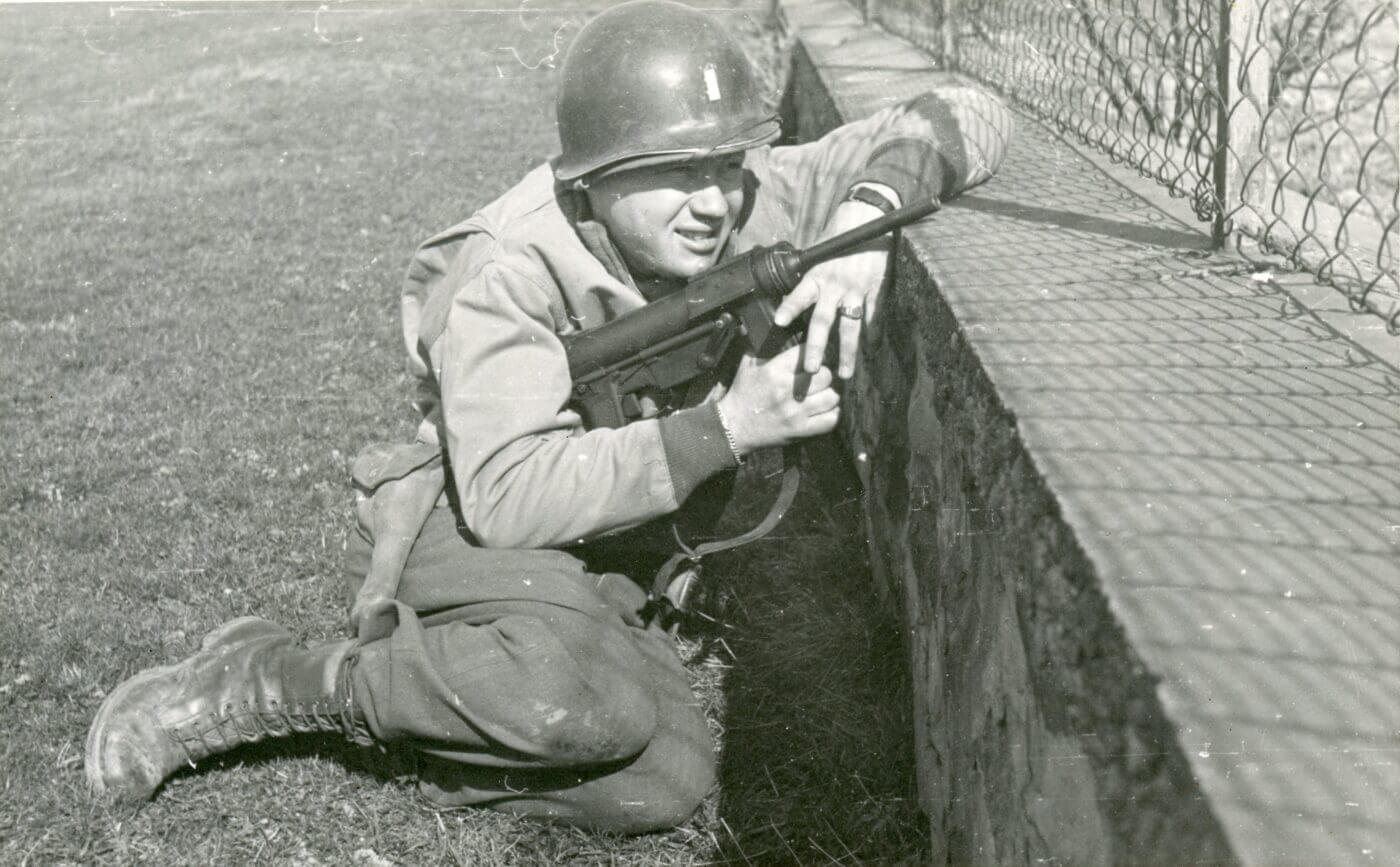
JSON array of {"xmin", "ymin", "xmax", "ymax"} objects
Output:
[{"xmin": 779, "ymin": 0, "xmax": 1400, "ymax": 863}]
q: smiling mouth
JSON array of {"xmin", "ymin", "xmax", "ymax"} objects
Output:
[{"xmin": 677, "ymin": 228, "xmax": 720, "ymax": 252}]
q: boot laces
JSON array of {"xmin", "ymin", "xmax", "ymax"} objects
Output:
[
  {"xmin": 169, "ymin": 651, "xmax": 372, "ymax": 766},
  {"xmin": 171, "ymin": 696, "xmax": 351, "ymax": 766}
]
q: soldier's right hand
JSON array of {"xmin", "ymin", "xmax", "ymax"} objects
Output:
[{"xmin": 717, "ymin": 343, "xmax": 840, "ymax": 455}]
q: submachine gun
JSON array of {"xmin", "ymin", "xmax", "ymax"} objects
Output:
[{"xmin": 561, "ymin": 197, "xmax": 940, "ymax": 623}]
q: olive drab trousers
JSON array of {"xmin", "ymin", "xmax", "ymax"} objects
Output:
[{"xmin": 342, "ymin": 503, "xmax": 716, "ymax": 832}]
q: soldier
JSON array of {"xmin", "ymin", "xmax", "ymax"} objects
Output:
[{"xmin": 86, "ymin": 0, "xmax": 1012, "ymax": 832}]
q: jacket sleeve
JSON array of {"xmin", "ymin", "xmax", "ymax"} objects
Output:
[
  {"xmin": 756, "ymin": 86, "xmax": 1014, "ymax": 246},
  {"xmin": 431, "ymin": 259, "xmax": 734, "ymax": 549}
]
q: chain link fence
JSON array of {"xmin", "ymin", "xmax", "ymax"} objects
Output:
[{"xmin": 859, "ymin": 0, "xmax": 1399, "ymax": 333}]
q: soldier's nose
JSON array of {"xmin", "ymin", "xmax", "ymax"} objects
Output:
[{"xmin": 689, "ymin": 183, "xmax": 729, "ymax": 219}]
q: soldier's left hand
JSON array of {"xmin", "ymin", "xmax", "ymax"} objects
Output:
[{"xmin": 772, "ymin": 197, "xmax": 891, "ymax": 379}]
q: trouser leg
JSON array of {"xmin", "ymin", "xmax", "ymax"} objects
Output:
[
  {"xmin": 349, "ymin": 598, "xmax": 714, "ymax": 832},
  {"xmin": 344, "ymin": 507, "xmax": 717, "ymax": 833},
  {"xmin": 416, "ymin": 627, "xmax": 714, "ymax": 834}
]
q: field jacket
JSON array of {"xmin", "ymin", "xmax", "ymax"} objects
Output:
[{"xmin": 396, "ymin": 87, "xmax": 1013, "ymax": 551}]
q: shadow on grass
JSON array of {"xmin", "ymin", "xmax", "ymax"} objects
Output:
[
  {"xmin": 685, "ymin": 438, "xmax": 930, "ymax": 864},
  {"xmin": 168, "ymin": 732, "xmax": 419, "ymax": 794}
]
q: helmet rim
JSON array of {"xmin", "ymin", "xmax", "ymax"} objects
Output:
[{"xmin": 555, "ymin": 115, "xmax": 782, "ymax": 184}]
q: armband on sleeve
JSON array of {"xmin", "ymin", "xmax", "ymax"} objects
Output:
[{"xmin": 857, "ymin": 137, "xmax": 944, "ymax": 206}]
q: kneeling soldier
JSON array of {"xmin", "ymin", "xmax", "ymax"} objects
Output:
[{"xmin": 86, "ymin": 0, "xmax": 1012, "ymax": 832}]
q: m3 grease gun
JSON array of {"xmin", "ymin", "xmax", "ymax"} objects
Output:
[
  {"xmin": 562, "ymin": 197, "xmax": 940, "ymax": 430},
  {"xmin": 560, "ymin": 197, "xmax": 941, "ymax": 625}
]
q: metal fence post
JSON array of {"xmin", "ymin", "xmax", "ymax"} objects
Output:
[
  {"xmin": 1220, "ymin": 0, "xmax": 1274, "ymax": 246},
  {"xmin": 938, "ymin": 0, "xmax": 954, "ymax": 69},
  {"xmin": 1213, "ymin": 0, "xmax": 1232, "ymax": 246}
]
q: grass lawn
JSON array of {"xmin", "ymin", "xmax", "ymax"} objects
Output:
[{"xmin": 0, "ymin": 3, "xmax": 925, "ymax": 863}]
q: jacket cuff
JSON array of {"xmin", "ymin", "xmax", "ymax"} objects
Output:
[{"xmin": 657, "ymin": 403, "xmax": 740, "ymax": 504}]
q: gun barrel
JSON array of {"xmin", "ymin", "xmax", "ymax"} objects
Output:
[{"xmin": 796, "ymin": 197, "xmax": 940, "ymax": 270}]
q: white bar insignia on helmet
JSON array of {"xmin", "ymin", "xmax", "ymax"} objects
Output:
[{"xmin": 703, "ymin": 63, "xmax": 722, "ymax": 102}]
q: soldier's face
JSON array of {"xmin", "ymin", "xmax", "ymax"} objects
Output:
[{"xmin": 586, "ymin": 153, "xmax": 746, "ymax": 282}]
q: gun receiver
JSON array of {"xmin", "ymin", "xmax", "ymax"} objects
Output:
[{"xmin": 563, "ymin": 198, "xmax": 940, "ymax": 429}]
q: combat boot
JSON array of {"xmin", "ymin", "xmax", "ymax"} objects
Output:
[{"xmin": 85, "ymin": 616, "xmax": 369, "ymax": 802}]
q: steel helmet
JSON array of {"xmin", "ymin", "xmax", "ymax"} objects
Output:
[{"xmin": 553, "ymin": 0, "xmax": 781, "ymax": 183}]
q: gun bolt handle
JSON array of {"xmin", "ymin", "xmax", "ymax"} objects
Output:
[{"xmin": 697, "ymin": 312, "xmax": 737, "ymax": 370}]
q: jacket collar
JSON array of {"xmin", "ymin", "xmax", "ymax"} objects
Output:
[{"xmin": 557, "ymin": 183, "xmax": 656, "ymax": 296}]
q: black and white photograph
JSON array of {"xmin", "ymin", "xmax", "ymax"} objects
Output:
[{"xmin": 2, "ymin": 0, "xmax": 1396, "ymax": 862}]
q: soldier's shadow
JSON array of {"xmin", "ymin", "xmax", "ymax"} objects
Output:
[
  {"xmin": 172, "ymin": 732, "xmax": 419, "ymax": 791},
  {"xmin": 682, "ymin": 435, "xmax": 929, "ymax": 863}
]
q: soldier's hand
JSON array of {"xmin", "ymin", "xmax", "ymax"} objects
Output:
[
  {"xmin": 349, "ymin": 593, "xmax": 390, "ymax": 640},
  {"xmin": 717, "ymin": 343, "xmax": 840, "ymax": 454},
  {"xmin": 772, "ymin": 196, "xmax": 892, "ymax": 379}
]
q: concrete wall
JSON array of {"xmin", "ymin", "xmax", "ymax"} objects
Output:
[
  {"xmin": 780, "ymin": 1, "xmax": 1400, "ymax": 863},
  {"xmin": 848, "ymin": 245, "xmax": 1233, "ymax": 864}
]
